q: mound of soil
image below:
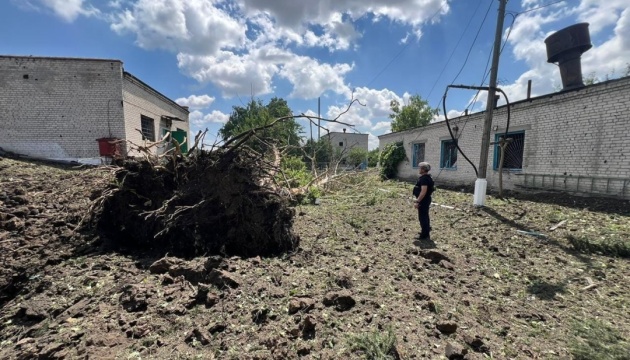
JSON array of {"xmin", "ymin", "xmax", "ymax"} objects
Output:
[{"xmin": 93, "ymin": 150, "xmax": 299, "ymax": 258}]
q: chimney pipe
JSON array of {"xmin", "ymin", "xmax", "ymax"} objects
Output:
[
  {"xmin": 545, "ymin": 23, "xmax": 592, "ymax": 91},
  {"xmin": 527, "ymin": 80, "xmax": 532, "ymax": 99}
]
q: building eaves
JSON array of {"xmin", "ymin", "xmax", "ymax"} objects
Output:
[
  {"xmin": 123, "ymin": 71, "xmax": 189, "ymax": 114},
  {"xmin": 378, "ymin": 75, "xmax": 630, "ymax": 139}
]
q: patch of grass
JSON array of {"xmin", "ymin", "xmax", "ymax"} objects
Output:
[
  {"xmin": 348, "ymin": 326, "xmax": 398, "ymax": 360},
  {"xmin": 570, "ymin": 318, "xmax": 630, "ymax": 360},
  {"xmin": 568, "ymin": 235, "xmax": 630, "ymax": 258},
  {"xmin": 546, "ymin": 209, "xmax": 567, "ymax": 223},
  {"xmin": 345, "ymin": 216, "xmax": 366, "ymax": 229}
]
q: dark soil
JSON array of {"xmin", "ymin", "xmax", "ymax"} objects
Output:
[
  {"xmin": 93, "ymin": 151, "xmax": 298, "ymax": 258},
  {"xmin": 1, "ymin": 157, "xmax": 629, "ymax": 359}
]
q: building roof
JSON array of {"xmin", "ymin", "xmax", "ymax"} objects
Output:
[
  {"xmin": 123, "ymin": 72, "xmax": 189, "ymax": 114},
  {"xmin": 0, "ymin": 55, "xmax": 122, "ymax": 63}
]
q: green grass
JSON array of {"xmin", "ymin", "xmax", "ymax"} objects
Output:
[
  {"xmin": 348, "ymin": 326, "xmax": 398, "ymax": 360},
  {"xmin": 570, "ymin": 319, "xmax": 630, "ymax": 360},
  {"xmin": 568, "ymin": 235, "xmax": 630, "ymax": 258}
]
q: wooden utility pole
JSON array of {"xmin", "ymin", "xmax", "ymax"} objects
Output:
[{"xmin": 474, "ymin": 0, "xmax": 508, "ymax": 206}]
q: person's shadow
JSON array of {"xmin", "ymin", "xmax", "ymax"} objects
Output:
[{"xmin": 413, "ymin": 235, "xmax": 437, "ymax": 249}]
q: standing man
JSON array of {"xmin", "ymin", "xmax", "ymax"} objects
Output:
[{"xmin": 413, "ymin": 162, "xmax": 434, "ymax": 240}]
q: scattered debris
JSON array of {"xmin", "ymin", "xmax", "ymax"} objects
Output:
[
  {"xmin": 549, "ymin": 219, "xmax": 567, "ymax": 231},
  {"xmin": 516, "ymin": 230, "xmax": 548, "ymax": 238}
]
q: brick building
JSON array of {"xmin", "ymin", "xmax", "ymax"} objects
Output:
[
  {"xmin": 378, "ymin": 76, "xmax": 630, "ymax": 199},
  {"xmin": 322, "ymin": 130, "xmax": 369, "ymax": 164},
  {"xmin": 0, "ymin": 55, "xmax": 189, "ymax": 163}
]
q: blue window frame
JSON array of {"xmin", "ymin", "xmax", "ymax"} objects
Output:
[
  {"xmin": 493, "ymin": 131, "xmax": 525, "ymax": 170},
  {"xmin": 412, "ymin": 143, "xmax": 425, "ymax": 168},
  {"xmin": 440, "ymin": 139, "xmax": 458, "ymax": 169}
]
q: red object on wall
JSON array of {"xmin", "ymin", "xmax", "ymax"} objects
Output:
[{"xmin": 96, "ymin": 138, "xmax": 121, "ymax": 157}]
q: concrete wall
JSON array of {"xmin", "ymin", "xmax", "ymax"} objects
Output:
[
  {"xmin": 0, "ymin": 56, "xmax": 125, "ymax": 161},
  {"xmin": 122, "ymin": 73, "xmax": 190, "ymax": 156},
  {"xmin": 324, "ymin": 132, "xmax": 369, "ymax": 159},
  {"xmin": 379, "ymin": 76, "xmax": 630, "ymax": 198}
]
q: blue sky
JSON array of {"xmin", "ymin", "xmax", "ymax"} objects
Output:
[{"xmin": 1, "ymin": 0, "xmax": 629, "ymax": 149}]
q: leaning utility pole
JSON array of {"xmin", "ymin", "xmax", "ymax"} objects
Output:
[{"xmin": 474, "ymin": 0, "xmax": 508, "ymax": 206}]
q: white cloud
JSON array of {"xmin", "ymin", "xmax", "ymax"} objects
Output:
[
  {"xmin": 238, "ymin": 0, "xmax": 449, "ymax": 44},
  {"xmin": 175, "ymin": 94, "xmax": 215, "ymax": 109},
  {"xmin": 103, "ymin": 0, "xmax": 451, "ymax": 98},
  {"xmin": 322, "ymin": 87, "xmax": 408, "ymax": 133},
  {"xmin": 368, "ymin": 133, "xmax": 379, "ymax": 150},
  {"xmin": 372, "ymin": 121, "xmax": 391, "ymax": 132},
  {"xmin": 189, "ymin": 110, "xmax": 230, "ymax": 126},
  {"xmin": 16, "ymin": 0, "xmax": 100, "ymax": 22},
  {"xmin": 203, "ymin": 110, "xmax": 230, "ymax": 124},
  {"xmin": 279, "ymin": 57, "xmax": 354, "ymax": 98},
  {"xmin": 177, "ymin": 51, "xmax": 280, "ymax": 97},
  {"xmin": 110, "ymin": 0, "xmax": 247, "ymax": 55},
  {"xmin": 498, "ymin": 0, "xmax": 630, "ymax": 106}
]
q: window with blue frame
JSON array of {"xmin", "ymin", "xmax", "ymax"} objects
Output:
[
  {"xmin": 411, "ymin": 143, "xmax": 425, "ymax": 168},
  {"xmin": 440, "ymin": 139, "xmax": 458, "ymax": 169},
  {"xmin": 493, "ymin": 131, "xmax": 525, "ymax": 170}
]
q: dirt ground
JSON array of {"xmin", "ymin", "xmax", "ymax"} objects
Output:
[{"xmin": 1, "ymin": 156, "xmax": 629, "ymax": 359}]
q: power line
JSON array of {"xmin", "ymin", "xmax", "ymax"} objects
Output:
[
  {"xmin": 424, "ymin": 0, "xmax": 486, "ymax": 101},
  {"xmin": 456, "ymin": 8, "xmax": 517, "ymax": 139},
  {"xmin": 365, "ymin": 1, "xmax": 448, "ymax": 88},
  {"xmin": 512, "ymin": 0, "xmax": 567, "ymax": 15},
  {"xmin": 449, "ymin": 0, "xmax": 494, "ymax": 85}
]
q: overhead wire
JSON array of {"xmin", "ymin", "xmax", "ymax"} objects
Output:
[
  {"xmin": 428, "ymin": 1, "xmax": 563, "ymax": 179},
  {"xmin": 425, "ymin": 0, "xmax": 486, "ymax": 101},
  {"xmin": 513, "ymin": 0, "xmax": 567, "ymax": 15},
  {"xmin": 449, "ymin": 0, "xmax": 494, "ymax": 86},
  {"xmin": 364, "ymin": 1, "xmax": 448, "ymax": 88}
]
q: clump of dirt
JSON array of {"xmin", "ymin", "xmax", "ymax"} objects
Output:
[{"xmin": 92, "ymin": 149, "xmax": 299, "ymax": 258}]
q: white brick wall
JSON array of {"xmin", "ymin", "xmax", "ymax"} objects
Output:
[
  {"xmin": 0, "ymin": 56, "xmax": 189, "ymax": 162},
  {"xmin": 323, "ymin": 132, "xmax": 369, "ymax": 159},
  {"xmin": 122, "ymin": 73, "xmax": 190, "ymax": 157},
  {"xmin": 0, "ymin": 56, "xmax": 125, "ymax": 160},
  {"xmin": 379, "ymin": 76, "xmax": 630, "ymax": 199}
]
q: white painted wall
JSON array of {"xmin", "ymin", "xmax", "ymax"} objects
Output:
[
  {"xmin": 0, "ymin": 56, "xmax": 190, "ymax": 162},
  {"xmin": 0, "ymin": 56, "xmax": 125, "ymax": 161},
  {"xmin": 379, "ymin": 76, "xmax": 630, "ymax": 199},
  {"xmin": 122, "ymin": 73, "xmax": 190, "ymax": 157}
]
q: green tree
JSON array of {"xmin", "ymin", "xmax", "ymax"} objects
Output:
[
  {"xmin": 219, "ymin": 97, "xmax": 302, "ymax": 153},
  {"xmin": 367, "ymin": 148, "xmax": 379, "ymax": 167},
  {"xmin": 302, "ymin": 138, "xmax": 332, "ymax": 169},
  {"xmin": 347, "ymin": 147, "xmax": 368, "ymax": 167},
  {"xmin": 389, "ymin": 94, "xmax": 435, "ymax": 132}
]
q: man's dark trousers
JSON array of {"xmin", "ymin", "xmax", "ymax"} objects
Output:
[{"xmin": 418, "ymin": 198, "xmax": 431, "ymax": 239}]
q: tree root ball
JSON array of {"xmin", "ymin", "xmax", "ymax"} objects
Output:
[{"xmin": 93, "ymin": 150, "xmax": 299, "ymax": 258}]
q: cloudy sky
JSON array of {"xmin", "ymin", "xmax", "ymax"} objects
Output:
[{"xmin": 2, "ymin": 0, "xmax": 629, "ymax": 149}]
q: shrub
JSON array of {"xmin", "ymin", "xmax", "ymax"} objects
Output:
[
  {"xmin": 379, "ymin": 142, "xmax": 406, "ymax": 179},
  {"xmin": 347, "ymin": 147, "xmax": 369, "ymax": 167},
  {"xmin": 368, "ymin": 149, "xmax": 380, "ymax": 167},
  {"xmin": 280, "ymin": 156, "xmax": 313, "ymax": 188},
  {"xmin": 348, "ymin": 326, "xmax": 398, "ymax": 360}
]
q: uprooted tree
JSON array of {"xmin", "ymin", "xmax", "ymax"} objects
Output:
[{"xmin": 88, "ymin": 97, "xmax": 363, "ymax": 258}]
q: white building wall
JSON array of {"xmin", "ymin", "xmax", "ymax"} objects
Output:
[
  {"xmin": 324, "ymin": 132, "xmax": 369, "ymax": 158},
  {"xmin": 122, "ymin": 73, "xmax": 190, "ymax": 157},
  {"xmin": 379, "ymin": 76, "xmax": 630, "ymax": 198},
  {"xmin": 0, "ymin": 56, "xmax": 125, "ymax": 161}
]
